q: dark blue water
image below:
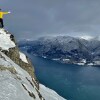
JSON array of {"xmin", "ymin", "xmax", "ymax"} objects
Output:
[{"xmin": 21, "ymin": 49, "xmax": 100, "ymax": 100}]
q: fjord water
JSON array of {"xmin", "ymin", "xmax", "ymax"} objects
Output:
[{"xmin": 22, "ymin": 50, "xmax": 100, "ymax": 100}]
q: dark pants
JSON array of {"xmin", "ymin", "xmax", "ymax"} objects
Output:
[{"xmin": 0, "ymin": 18, "xmax": 4, "ymax": 28}]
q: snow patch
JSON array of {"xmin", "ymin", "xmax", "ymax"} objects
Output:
[
  {"xmin": 40, "ymin": 84, "xmax": 66, "ymax": 100},
  {"xmin": 42, "ymin": 56, "xmax": 47, "ymax": 58},
  {"xmin": 0, "ymin": 29, "xmax": 15, "ymax": 50},
  {"xmin": 62, "ymin": 59, "xmax": 70, "ymax": 62},
  {"xmin": 81, "ymin": 59, "xmax": 86, "ymax": 63},
  {"xmin": 52, "ymin": 58, "xmax": 60, "ymax": 61},
  {"xmin": 0, "ymin": 71, "xmax": 33, "ymax": 100},
  {"xmin": 19, "ymin": 52, "xmax": 28, "ymax": 63},
  {"xmin": 94, "ymin": 61, "xmax": 100, "ymax": 65},
  {"xmin": 87, "ymin": 63, "xmax": 94, "ymax": 66},
  {"xmin": 77, "ymin": 63, "xmax": 85, "ymax": 65},
  {"xmin": 80, "ymin": 35, "xmax": 93, "ymax": 40}
]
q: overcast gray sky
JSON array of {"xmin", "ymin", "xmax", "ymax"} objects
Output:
[{"xmin": 0, "ymin": 0, "xmax": 100, "ymax": 40}]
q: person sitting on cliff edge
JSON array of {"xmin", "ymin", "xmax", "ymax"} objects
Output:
[{"xmin": 0, "ymin": 9, "xmax": 10, "ymax": 28}]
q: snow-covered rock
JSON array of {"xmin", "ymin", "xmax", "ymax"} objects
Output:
[
  {"xmin": 94, "ymin": 61, "xmax": 100, "ymax": 65},
  {"xmin": 19, "ymin": 51, "xmax": 28, "ymax": 63},
  {"xmin": 0, "ymin": 29, "xmax": 15, "ymax": 51},
  {"xmin": 87, "ymin": 63, "xmax": 94, "ymax": 66},
  {"xmin": 77, "ymin": 63, "xmax": 85, "ymax": 65}
]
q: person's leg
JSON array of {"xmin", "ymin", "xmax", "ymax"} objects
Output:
[
  {"xmin": 0, "ymin": 18, "xmax": 2, "ymax": 28},
  {"xmin": 1, "ymin": 19, "xmax": 4, "ymax": 28}
]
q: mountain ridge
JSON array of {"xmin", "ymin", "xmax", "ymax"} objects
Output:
[{"xmin": 18, "ymin": 36, "xmax": 100, "ymax": 66}]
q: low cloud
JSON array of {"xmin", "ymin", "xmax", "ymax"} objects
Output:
[{"xmin": 0, "ymin": 0, "xmax": 100, "ymax": 40}]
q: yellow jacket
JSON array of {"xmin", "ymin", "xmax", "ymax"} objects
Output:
[{"xmin": 0, "ymin": 12, "xmax": 9, "ymax": 19}]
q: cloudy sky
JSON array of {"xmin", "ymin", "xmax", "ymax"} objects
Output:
[{"xmin": 0, "ymin": 0, "xmax": 100, "ymax": 40}]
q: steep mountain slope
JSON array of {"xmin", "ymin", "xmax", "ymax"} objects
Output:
[
  {"xmin": 19, "ymin": 36, "xmax": 100, "ymax": 65},
  {"xmin": 0, "ymin": 29, "xmax": 66, "ymax": 100}
]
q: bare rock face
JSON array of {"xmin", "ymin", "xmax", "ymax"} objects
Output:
[{"xmin": 4, "ymin": 47, "xmax": 35, "ymax": 78}]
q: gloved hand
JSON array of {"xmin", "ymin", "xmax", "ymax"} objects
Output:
[{"xmin": 8, "ymin": 11, "xmax": 11, "ymax": 14}]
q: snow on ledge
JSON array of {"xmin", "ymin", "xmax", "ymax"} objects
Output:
[
  {"xmin": 19, "ymin": 52, "xmax": 28, "ymax": 63},
  {"xmin": 0, "ymin": 29, "xmax": 15, "ymax": 50}
]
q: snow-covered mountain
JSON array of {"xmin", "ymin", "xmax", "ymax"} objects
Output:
[
  {"xmin": 19, "ymin": 36, "xmax": 100, "ymax": 66},
  {"xmin": 0, "ymin": 29, "xmax": 66, "ymax": 100}
]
